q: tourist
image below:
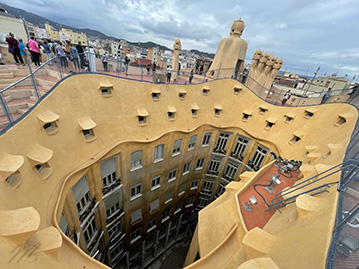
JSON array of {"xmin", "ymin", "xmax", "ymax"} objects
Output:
[
  {"xmin": 85, "ymin": 46, "xmax": 96, "ymax": 73},
  {"xmin": 167, "ymin": 65, "xmax": 173, "ymax": 83},
  {"xmin": 321, "ymin": 88, "xmax": 332, "ymax": 104},
  {"xmin": 42, "ymin": 40, "xmax": 52, "ymax": 65},
  {"xmin": 125, "ymin": 56, "xmax": 130, "ymax": 75},
  {"xmin": 18, "ymin": 38, "xmax": 28, "ymax": 65},
  {"xmin": 76, "ymin": 42, "xmax": 85, "ymax": 69},
  {"xmin": 56, "ymin": 42, "xmax": 68, "ymax": 68},
  {"xmin": 281, "ymin": 90, "xmax": 292, "ymax": 105},
  {"xmin": 189, "ymin": 69, "xmax": 194, "ymax": 84},
  {"xmin": 64, "ymin": 40, "xmax": 75, "ymax": 71},
  {"xmin": 102, "ymin": 53, "xmax": 108, "ymax": 71},
  {"xmin": 152, "ymin": 62, "xmax": 156, "ymax": 75},
  {"xmin": 6, "ymin": 33, "xmax": 24, "ymax": 66},
  {"xmin": 71, "ymin": 44, "xmax": 80, "ymax": 70},
  {"xmin": 27, "ymin": 36, "xmax": 41, "ymax": 66},
  {"xmin": 146, "ymin": 62, "xmax": 151, "ymax": 76}
]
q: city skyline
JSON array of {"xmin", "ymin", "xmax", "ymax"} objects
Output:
[{"xmin": 4, "ymin": 0, "xmax": 359, "ymax": 79}]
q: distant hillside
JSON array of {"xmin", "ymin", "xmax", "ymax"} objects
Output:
[
  {"xmin": 0, "ymin": 2, "xmax": 214, "ymax": 59},
  {"xmin": 0, "ymin": 2, "xmax": 110, "ymax": 39},
  {"xmin": 127, "ymin": 41, "xmax": 169, "ymax": 51},
  {"xmin": 189, "ymin": 49, "xmax": 215, "ymax": 59}
]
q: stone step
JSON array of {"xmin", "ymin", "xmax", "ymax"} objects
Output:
[{"xmin": 0, "ymin": 72, "xmax": 14, "ymax": 78}]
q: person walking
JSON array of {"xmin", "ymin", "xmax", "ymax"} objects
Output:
[
  {"xmin": 27, "ymin": 36, "xmax": 41, "ymax": 66},
  {"xmin": 76, "ymin": 42, "xmax": 85, "ymax": 69},
  {"xmin": 125, "ymin": 56, "xmax": 130, "ymax": 75},
  {"xmin": 6, "ymin": 33, "xmax": 24, "ymax": 66},
  {"xmin": 281, "ymin": 90, "xmax": 292, "ymax": 105},
  {"xmin": 71, "ymin": 44, "xmax": 80, "ymax": 70},
  {"xmin": 146, "ymin": 62, "xmax": 151, "ymax": 76},
  {"xmin": 42, "ymin": 40, "xmax": 52, "ymax": 65},
  {"xmin": 56, "ymin": 42, "xmax": 68, "ymax": 68},
  {"xmin": 152, "ymin": 62, "xmax": 156, "ymax": 76},
  {"xmin": 166, "ymin": 65, "xmax": 173, "ymax": 83},
  {"xmin": 189, "ymin": 69, "xmax": 194, "ymax": 84},
  {"xmin": 102, "ymin": 53, "xmax": 108, "ymax": 71},
  {"xmin": 18, "ymin": 38, "xmax": 28, "ymax": 65}
]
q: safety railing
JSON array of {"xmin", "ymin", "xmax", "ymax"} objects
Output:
[{"xmin": 0, "ymin": 53, "xmax": 357, "ymax": 136}]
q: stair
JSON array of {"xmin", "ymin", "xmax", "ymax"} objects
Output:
[{"xmin": 0, "ymin": 65, "xmax": 59, "ymax": 132}]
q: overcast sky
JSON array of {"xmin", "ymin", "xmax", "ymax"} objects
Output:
[{"xmin": 6, "ymin": 0, "xmax": 359, "ymax": 78}]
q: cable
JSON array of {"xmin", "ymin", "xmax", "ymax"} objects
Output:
[
  {"xmin": 278, "ymin": 169, "xmax": 293, "ymax": 178},
  {"xmin": 253, "ymin": 183, "xmax": 271, "ymax": 207}
]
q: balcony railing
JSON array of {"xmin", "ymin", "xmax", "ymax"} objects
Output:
[
  {"xmin": 230, "ymin": 152, "xmax": 244, "ymax": 161},
  {"xmin": 207, "ymin": 170, "xmax": 219, "ymax": 176},
  {"xmin": 102, "ymin": 178, "xmax": 121, "ymax": 195},
  {"xmin": 106, "ymin": 209, "xmax": 124, "ymax": 225},
  {"xmin": 79, "ymin": 197, "xmax": 97, "ymax": 223},
  {"xmin": 213, "ymin": 147, "xmax": 227, "ymax": 155},
  {"xmin": 88, "ymin": 229, "xmax": 103, "ymax": 254}
]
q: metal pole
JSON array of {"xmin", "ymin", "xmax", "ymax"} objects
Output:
[
  {"xmin": 0, "ymin": 92, "xmax": 13, "ymax": 126},
  {"xmin": 141, "ymin": 58, "xmax": 143, "ymax": 81},
  {"xmin": 27, "ymin": 59, "xmax": 40, "ymax": 100},
  {"xmin": 275, "ymin": 89, "xmax": 283, "ymax": 105},
  {"xmin": 217, "ymin": 64, "xmax": 221, "ymax": 80},
  {"xmin": 259, "ymin": 81, "xmax": 266, "ymax": 97}
]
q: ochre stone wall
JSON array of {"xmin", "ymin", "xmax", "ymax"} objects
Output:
[{"xmin": 0, "ymin": 74, "xmax": 357, "ymax": 268}]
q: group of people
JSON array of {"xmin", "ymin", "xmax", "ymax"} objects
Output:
[
  {"xmin": 145, "ymin": 62, "xmax": 157, "ymax": 76},
  {"xmin": 5, "ymin": 32, "xmax": 91, "ymax": 72}
]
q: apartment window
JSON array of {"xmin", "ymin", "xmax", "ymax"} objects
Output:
[
  {"xmin": 162, "ymin": 209, "xmax": 170, "ymax": 223},
  {"xmin": 108, "ymin": 221, "xmax": 121, "ymax": 238},
  {"xmin": 216, "ymin": 184, "xmax": 226, "ymax": 196},
  {"xmin": 223, "ymin": 162, "xmax": 239, "ymax": 181},
  {"xmin": 175, "ymin": 201, "xmax": 183, "ymax": 214},
  {"xmin": 72, "ymin": 176, "xmax": 92, "ymax": 215},
  {"xmin": 186, "ymin": 196, "xmax": 195, "ymax": 207},
  {"xmin": 197, "ymin": 197, "xmax": 209, "ymax": 208},
  {"xmin": 168, "ymin": 168, "xmax": 177, "ymax": 182},
  {"xmin": 207, "ymin": 158, "xmax": 221, "ymax": 175},
  {"xmin": 231, "ymin": 135, "xmax": 250, "ymax": 160},
  {"xmin": 130, "ymin": 183, "xmax": 142, "ymax": 200},
  {"xmin": 110, "ymin": 241, "xmax": 124, "ymax": 261},
  {"xmin": 154, "ymin": 144, "xmax": 164, "ymax": 162},
  {"xmin": 147, "ymin": 218, "xmax": 157, "ymax": 232},
  {"xmin": 214, "ymin": 133, "xmax": 230, "ymax": 154},
  {"xmin": 106, "ymin": 201, "xmax": 120, "ymax": 218},
  {"xmin": 83, "ymin": 215, "xmax": 98, "ymax": 246},
  {"xmin": 149, "ymin": 199, "xmax": 160, "ymax": 214},
  {"xmin": 183, "ymin": 162, "xmax": 191, "ymax": 175},
  {"xmin": 130, "ymin": 228, "xmax": 141, "ymax": 244},
  {"xmin": 248, "ymin": 145, "xmax": 268, "ymax": 171},
  {"xmin": 151, "ymin": 175, "xmax": 161, "ymax": 190},
  {"xmin": 202, "ymin": 132, "xmax": 212, "ymax": 147},
  {"xmin": 165, "ymin": 190, "xmax": 174, "ymax": 204},
  {"xmin": 130, "ymin": 150, "xmax": 143, "ymax": 171},
  {"xmin": 178, "ymin": 183, "xmax": 186, "ymax": 196},
  {"xmin": 172, "ymin": 139, "xmax": 182, "ymax": 156},
  {"xmin": 130, "ymin": 208, "xmax": 142, "ymax": 224},
  {"xmin": 101, "ymin": 158, "xmax": 117, "ymax": 188},
  {"xmin": 202, "ymin": 180, "xmax": 214, "ymax": 192},
  {"xmin": 196, "ymin": 158, "xmax": 205, "ymax": 169},
  {"xmin": 190, "ymin": 180, "xmax": 199, "ymax": 190},
  {"xmin": 188, "ymin": 135, "xmax": 197, "ymax": 150}
]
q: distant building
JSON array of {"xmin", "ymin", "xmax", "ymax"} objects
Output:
[{"xmin": 0, "ymin": 8, "xmax": 27, "ymax": 42}]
